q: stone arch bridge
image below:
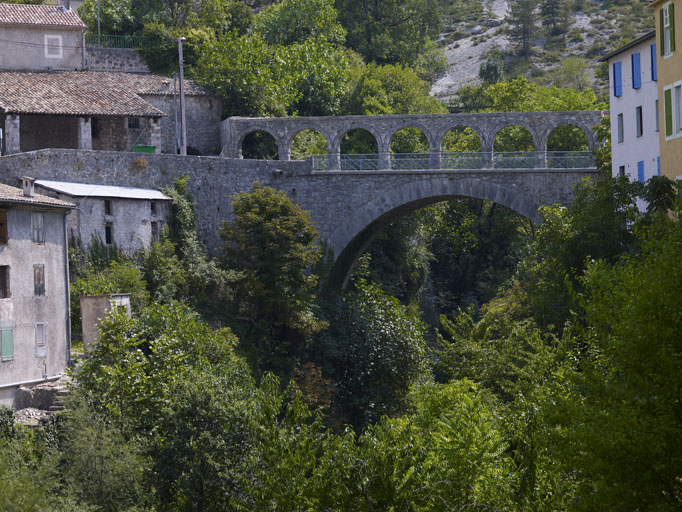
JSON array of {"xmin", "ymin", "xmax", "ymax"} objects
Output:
[{"xmin": 0, "ymin": 111, "xmax": 603, "ymax": 288}]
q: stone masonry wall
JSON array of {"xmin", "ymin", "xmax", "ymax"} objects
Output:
[
  {"xmin": 0, "ymin": 149, "xmax": 599, "ymax": 281},
  {"xmin": 85, "ymin": 48, "xmax": 150, "ymax": 73}
]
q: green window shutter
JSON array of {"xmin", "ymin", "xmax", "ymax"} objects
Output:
[
  {"xmin": 665, "ymin": 88, "xmax": 673, "ymax": 136},
  {"xmin": 1, "ymin": 327, "xmax": 13, "ymax": 362},
  {"xmin": 661, "ymin": 9, "xmax": 666, "ymax": 55},
  {"xmin": 671, "ymin": 3, "xmax": 676, "ymax": 51}
]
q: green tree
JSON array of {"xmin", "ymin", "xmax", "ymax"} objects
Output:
[
  {"xmin": 506, "ymin": 0, "xmax": 538, "ymax": 56},
  {"xmin": 335, "ymin": 0, "xmax": 442, "ymax": 69},
  {"xmin": 253, "ymin": 0, "xmax": 346, "ymax": 46},
  {"xmin": 221, "ymin": 183, "xmax": 324, "ymax": 376}
]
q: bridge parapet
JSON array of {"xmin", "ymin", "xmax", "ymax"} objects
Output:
[{"xmin": 221, "ymin": 111, "xmax": 605, "ymax": 167}]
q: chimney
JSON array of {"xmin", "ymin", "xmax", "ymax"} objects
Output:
[{"xmin": 21, "ymin": 176, "xmax": 35, "ymax": 198}]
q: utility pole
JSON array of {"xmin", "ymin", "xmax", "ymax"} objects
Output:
[
  {"xmin": 97, "ymin": 0, "xmax": 101, "ymax": 46},
  {"xmin": 178, "ymin": 37, "xmax": 187, "ymax": 156}
]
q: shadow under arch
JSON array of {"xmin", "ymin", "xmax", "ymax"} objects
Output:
[
  {"xmin": 240, "ymin": 129, "xmax": 279, "ymax": 160},
  {"xmin": 325, "ymin": 177, "xmax": 542, "ymax": 290}
]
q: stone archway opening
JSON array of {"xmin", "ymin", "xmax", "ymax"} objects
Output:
[
  {"xmin": 241, "ymin": 130, "xmax": 279, "ymax": 160},
  {"xmin": 442, "ymin": 126, "xmax": 483, "ymax": 169},
  {"xmin": 546, "ymin": 124, "xmax": 591, "ymax": 168},
  {"xmin": 390, "ymin": 127, "xmax": 429, "ymax": 170},
  {"xmin": 340, "ymin": 128, "xmax": 378, "ymax": 170},
  {"xmin": 493, "ymin": 125, "xmax": 535, "ymax": 168},
  {"xmin": 291, "ymin": 129, "xmax": 328, "ymax": 160}
]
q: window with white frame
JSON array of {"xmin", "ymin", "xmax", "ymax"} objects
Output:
[
  {"xmin": 617, "ymin": 113, "xmax": 624, "ymax": 143},
  {"xmin": 662, "ymin": 3, "xmax": 675, "ymax": 56},
  {"xmin": 35, "ymin": 322, "xmax": 47, "ymax": 358},
  {"xmin": 676, "ymin": 85, "xmax": 682, "ymax": 133},
  {"xmin": 44, "ymin": 35, "xmax": 62, "ymax": 59},
  {"xmin": 1, "ymin": 326, "xmax": 13, "ymax": 362},
  {"xmin": 34, "ymin": 264, "xmax": 45, "ymax": 297}
]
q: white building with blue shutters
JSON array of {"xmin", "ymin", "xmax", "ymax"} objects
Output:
[{"xmin": 600, "ymin": 31, "xmax": 661, "ymax": 193}]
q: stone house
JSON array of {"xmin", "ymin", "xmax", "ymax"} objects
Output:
[
  {"xmin": 0, "ymin": 178, "xmax": 73, "ymax": 406},
  {"xmin": 0, "ymin": 3, "xmax": 86, "ymax": 71},
  {"xmin": 600, "ymin": 31, "xmax": 661, "ymax": 191},
  {"xmin": 34, "ymin": 179, "xmax": 171, "ymax": 253}
]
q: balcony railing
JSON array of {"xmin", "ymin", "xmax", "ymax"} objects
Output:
[{"xmin": 310, "ymin": 151, "xmax": 594, "ymax": 171}]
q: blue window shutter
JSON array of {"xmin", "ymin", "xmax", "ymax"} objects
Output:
[
  {"xmin": 657, "ymin": 156, "xmax": 661, "ymax": 176},
  {"xmin": 637, "ymin": 160, "xmax": 645, "ymax": 182},
  {"xmin": 632, "ymin": 53, "xmax": 641, "ymax": 89},
  {"xmin": 614, "ymin": 62, "xmax": 622, "ymax": 97},
  {"xmin": 651, "ymin": 43, "xmax": 657, "ymax": 81},
  {"xmin": 0, "ymin": 327, "xmax": 12, "ymax": 362}
]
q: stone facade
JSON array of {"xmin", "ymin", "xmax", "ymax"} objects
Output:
[
  {"xmin": 221, "ymin": 111, "xmax": 604, "ymax": 166},
  {"xmin": 85, "ymin": 48, "xmax": 150, "ymax": 73},
  {"xmin": 0, "ymin": 25, "xmax": 84, "ymax": 72},
  {"xmin": 0, "ymin": 149, "xmax": 599, "ymax": 286}
]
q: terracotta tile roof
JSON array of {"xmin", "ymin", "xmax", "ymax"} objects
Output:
[
  {"xmin": 0, "ymin": 183, "xmax": 74, "ymax": 209},
  {"xmin": 0, "ymin": 71, "xmax": 168, "ymax": 117},
  {"xmin": 0, "ymin": 3, "xmax": 86, "ymax": 28}
]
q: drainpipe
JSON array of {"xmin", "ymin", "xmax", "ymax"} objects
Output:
[{"xmin": 63, "ymin": 213, "xmax": 72, "ymax": 366}]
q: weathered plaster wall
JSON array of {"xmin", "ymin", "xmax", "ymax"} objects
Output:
[
  {"xmin": 0, "ymin": 206, "xmax": 70, "ymax": 405},
  {"xmin": 0, "ymin": 26, "xmax": 83, "ymax": 71}
]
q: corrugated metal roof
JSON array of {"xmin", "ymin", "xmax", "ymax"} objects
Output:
[
  {"xmin": 35, "ymin": 180, "xmax": 170, "ymax": 200},
  {"xmin": 0, "ymin": 3, "xmax": 86, "ymax": 28},
  {"xmin": 0, "ymin": 183, "xmax": 74, "ymax": 209}
]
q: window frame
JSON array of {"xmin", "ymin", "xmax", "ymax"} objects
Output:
[
  {"xmin": 104, "ymin": 199, "xmax": 113, "ymax": 216},
  {"xmin": 32, "ymin": 212, "xmax": 44, "ymax": 243},
  {"xmin": 617, "ymin": 113, "xmax": 624, "ymax": 143},
  {"xmin": 636, "ymin": 105, "xmax": 643, "ymax": 137},
  {"xmin": 44, "ymin": 34, "xmax": 63, "ymax": 59},
  {"xmin": 127, "ymin": 117, "xmax": 141, "ymax": 130},
  {"xmin": 0, "ymin": 266, "xmax": 9, "ymax": 299},
  {"xmin": 34, "ymin": 264, "xmax": 45, "ymax": 297},
  {"xmin": 0, "ymin": 209, "xmax": 7, "ymax": 244},
  {"xmin": 104, "ymin": 223, "xmax": 113, "ymax": 245},
  {"xmin": 0, "ymin": 326, "xmax": 13, "ymax": 362}
]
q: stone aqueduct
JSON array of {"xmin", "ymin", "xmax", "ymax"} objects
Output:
[
  {"xmin": 220, "ymin": 111, "xmax": 603, "ymax": 166},
  {"xmin": 0, "ymin": 111, "xmax": 604, "ymax": 287}
]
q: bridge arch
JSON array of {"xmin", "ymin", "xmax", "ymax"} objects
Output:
[
  {"xmin": 240, "ymin": 129, "xmax": 280, "ymax": 160},
  {"xmin": 334, "ymin": 122, "xmax": 384, "ymax": 153},
  {"xmin": 541, "ymin": 122, "xmax": 595, "ymax": 152},
  {"xmin": 284, "ymin": 125, "xmax": 334, "ymax": 156},
  {"xmin": 326, "ymin": 176, "xmax": 542, "ymax": 289}
]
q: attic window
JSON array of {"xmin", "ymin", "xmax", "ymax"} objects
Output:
[{"xmin": 44, "ymin": 35, "xmax": 63, "ymax": 59}]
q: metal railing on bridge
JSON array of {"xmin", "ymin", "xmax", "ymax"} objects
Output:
[{"xmin": 310, "ymin": 151, "xmax": 594, "ymax": 171}]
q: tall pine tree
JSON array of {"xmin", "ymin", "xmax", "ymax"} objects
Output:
[{"xmin": 506, "ymin": 0, "xmax": 538, "ymax": 56}]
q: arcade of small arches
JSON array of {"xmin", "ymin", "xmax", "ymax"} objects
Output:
[{"xmin": 220, "ymin": 111, "xmax": 604, "ymax": 170}]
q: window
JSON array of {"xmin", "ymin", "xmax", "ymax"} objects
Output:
[
  {"xmin": 0, "ymin": 209, "xmax": 6, "ymax": 244},
  {"xmin": 656, "ymin": 99, "xmax": 660, "ymax": 132},
  {"xmin": 637, "ymin": 160, "xmax": 645, "ymax": 183},
  {"xmin": 34, "ymin": 264, "xmax": 45, "ymax": 297},
  {"xmin": 636, "ymin": 106, "xmax": 643, "ymax": 137},
  {"xmin": 665, "ymin": 87, "xmax": 673, "ymax": 137},
  {"xmin": 44, "ymin": 34, "xmax": 62, "ymax": 58},
  {"xmin": 0, "ymin": 266, "xmax": 8, "ymax": 298},
  {"xmin": 617, "ymin": 113, "xmax": 624, "ymax": 142},
  {"xmin": 32, "ymin": 212, "xmax": 44, "ymax": 243},
  {"xmin": 91, "ymin": 117, "xmax": 100, "ymax": 140},
  {"xmin": 127, "ymin": 117, "xmax": 140, "ymax": 129},
  {"xmin": 651, "ymin": 43, "xmax": 658, "ymax": 81},
  {"xmin": 105, "ymin": 224, "xmax": 113, "ymax": 245},
  {"xmin": 661, "ymin": 3, "xmax": 675, "ymax": 56},
  {"xmin": 613, "ymin": 61, "xmax": 623, "ymax": 97},
  {"xmin": 631, "ymin": 52, "xmax": 641, "ymax": 89},
  {"xmin": 35, "ymin": 323, "xmax": 47, "ymax": 358},
  {"xmin": 150, "ymin": 200, "xmax": 157, "ymax": 215},
  {"xmin": 104, "ymin": 199, "xmax": 112, "ymax": 216},
  {"xmin": 0, "ymin": 327, "xmax": 12, "ymax": 362},
  {"xmin": 673, "ymin": 85, "xmax": 682, "ymax": 132},
  {"xmin": 618, "ymin": 165, "xmax": 626, "ymax": 178},
  {"xmin": 151, "ymin": 221, "xmax": 160, "ymax": 241}
]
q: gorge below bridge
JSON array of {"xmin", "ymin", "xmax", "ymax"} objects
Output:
[{"xmin": 0, "ymin": 111, "xmax": 603, "ymax": 287}]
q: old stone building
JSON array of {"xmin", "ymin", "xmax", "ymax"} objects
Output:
[
  {"xmin": 0, "ymin": 3, "xmax": 86, "ymax": 71},
  {"xmin": 0, "ymin": 179, "xmax": 73, "ymax": 406},
  {"xmin": 34, "ymin": 179, "xmax": 171, "ymax": 253}
]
